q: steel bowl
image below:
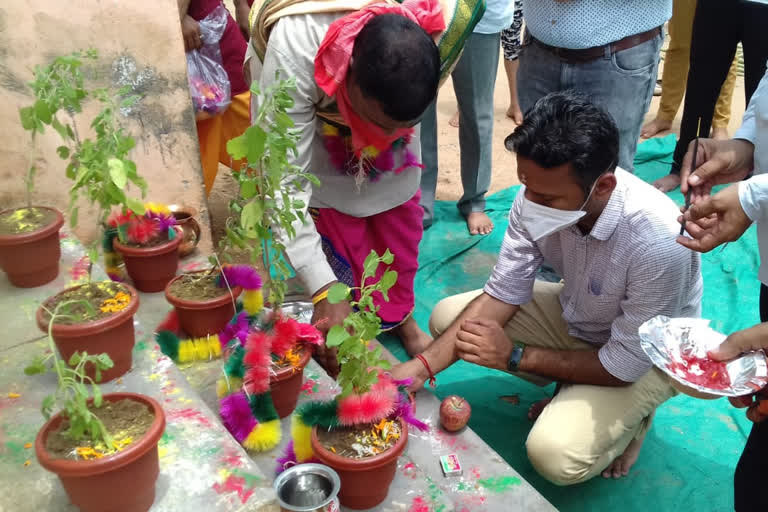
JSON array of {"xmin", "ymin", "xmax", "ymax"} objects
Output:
[
  {"xmin": 281, "ymin": 300, "xmax": 314, "ymax": 324},
  {"xmin": 274, "ymin": 464, "xmax": 340, "ymax": 512}
]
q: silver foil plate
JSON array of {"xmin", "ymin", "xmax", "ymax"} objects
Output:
[
  {"xmin": 639, "ymin": 316, "xmax": 768, "ymax": 397},
  {"xmin": 280, "ymin": 300, "xmax": 314, "ymax": 324}
]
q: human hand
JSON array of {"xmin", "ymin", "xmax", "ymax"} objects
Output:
[
  {"xmin": 234, "ymin": 0, "xmax": 251, "ymax": 40},
  {"xmin": 390, "ymin": 358, "xmax": 430, "ymax": 393},
  {"xmin": 181, "ymin": 15, "xmax": 203, "ymax": 52},
  {"xmin": 680, "ymin": 138, "xmax": 755, "ymax": 201},
  {"xmin": 455, "ymin": 318, "xmax": 512, "ymax": 371},
  {"xmin": 311, "ymin": 284, "xmax": 351, "ymax": 379},
  {"xmin": 676, "ymin": 183, "xmax": 752, "ymax": 253}
]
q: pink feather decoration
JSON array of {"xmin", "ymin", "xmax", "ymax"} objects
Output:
[
  {"xmin": 156, "ymin": 310, "xmax": 180, "ymax": 334},
  {"xmin": 271, "ymin": 316, "xmax": 299, "ymax": 357},
  {"xmin": 219, "ymin": 265, "xmax": 262, "ymax": 290},
  {"xmin": 244, "ymin": 331, "xmax": 272, "ymax": 394},
  {"xmin": 297, "ymin": 323, "xmax": 324, "ymax": 346},
  {"xmin": 337, "ymin": 376, "xmax": 397, "ymax": 426},
  {"xmin": 219, "ymin": 311, "xmax": 250, "ymax": 347},
  {"xmin": 393, "ymin": 392, "xmax": 429, "ymax": 432},
  {"xmin": 220, "ymin": 392, "xmax": 258, "ymax": 442}
]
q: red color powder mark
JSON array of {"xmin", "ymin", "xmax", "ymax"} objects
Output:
[
  {"xmin": 300, "ymin": 379, "xmax": 317, "ymax": 395},
  {"xmin": 409, "ymin": 496, "xmax": 430, "ymax": 512},
  {"xmin": 402, "ymin": 461, "xmax": 417, "ymax": 480},
  {"xmin": 220, "ymin": 448, "xmax": 244, "ymax": 468},
  {"xmin": 181, "ymin": 261, "xmax": 204, "ymax": 272},
  {"xmin": 212, "ymin": 475, "xmax": 254, "ymax": 504},
  {"xmin": 166, "ymin": 408, "xmax": 213, "ymax": 428},
  {"xmin": 471, "ymin": 466, "xmax": 482, "ymax": 479},
  {"xmin": 69, "ymin": 255, "xmax": 90, "ymax": 281},
  {"xmin": 436, "ymin": 429, "xmax": 469, "ymax": 451},
  {"xmin": 667, "ymin": 353, "xmax": 731, "ymax": 390}
]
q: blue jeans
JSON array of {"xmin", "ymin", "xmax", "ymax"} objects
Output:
[
  {"xmin": 517, "ymin": 31, "xmax": 663, "ymax": 172},
  {"xmin": 420, "ymin": 32, "xmax": 501, "ymax": 228}
]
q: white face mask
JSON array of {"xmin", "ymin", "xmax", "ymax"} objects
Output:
[{"xmin": 519, "ymin": 184, "xmax": 596, "ymax": 241}]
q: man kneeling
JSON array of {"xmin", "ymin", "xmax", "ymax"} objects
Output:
[{"xmin": 393, "ymin": 91, "xmax": 702, "ymax": 485}]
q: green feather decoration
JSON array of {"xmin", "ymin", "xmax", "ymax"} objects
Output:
[
  {"xmin": 224, "ymin": 343, "xmax": 245, "ymax": 379},
  {"xmin": 249, "ymin": 393, "xmax": 279, "ymax": 422},
  {"xmin": 296, "ymin": 400, "xmax": 339, "ymax": 429},
  {"xmin": 155, "ymin": 331, "xmax": 180, "ymax": 362}
]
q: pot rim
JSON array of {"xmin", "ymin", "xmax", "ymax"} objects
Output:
[
  {"xmin": 164, "ymin": 270, "xmax": 242, "ymax": 309},
  {"xmin": 271, "ymin": 346, "xmax": 312, "ymax": 383},
  {"xmin": 310, "ymin": 418, "xmax": 408, "ymax": 471},
  {"xmin": 0, "ymin": 206, "xmax": 64, "ymax": 246},
  {"xmin": 35, "ymin": 392, "xmax": 166, "ymax": 477},
  {"xmin": 36, "ymin": 282, "xmax": 140, "ymax": 337},
  {"xmin": 112, "ymin": 226, "xmax": 182, "ymax": 257},
  {"xmin": 274, "ymin": 463, "xmax": 341, "ymax": 511}
]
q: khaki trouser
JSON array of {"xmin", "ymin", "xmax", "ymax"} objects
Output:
[
  {"xmin": 658, "ymin": 0, "xmax": 738, "ymax": 128},
  {"xmin": 430, "ymin": 281, "xmax": 677, "ymax": 486}
]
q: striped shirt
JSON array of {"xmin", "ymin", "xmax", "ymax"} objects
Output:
[{"xmin": 484, "ymin": 169, "xmax": 703, "ymax": 382}]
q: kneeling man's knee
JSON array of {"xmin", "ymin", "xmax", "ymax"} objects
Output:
[{"xmin": 526, "ymin": 425, "xmax": 592, "ymax": 486}]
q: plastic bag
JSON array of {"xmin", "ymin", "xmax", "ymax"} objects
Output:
[{"xmin": 186, "ymin": 4, "xmax": 231, "ymax": 120}]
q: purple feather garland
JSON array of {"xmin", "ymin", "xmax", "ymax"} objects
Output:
[
  {"xmin": 275, "ymin": 441, "xmax": 321, "ymax": 476},
  {"xmin": 219, "ymin": 311, "xmax": 250, "ymax": 347},
  {"xmin": 220, "ymin": 391, "xmax": 257, "ymax": 443},
  {"xmin": 218, "ymin": 265, "xmax": 262, "ymax": 291},
  {"xmin": 146, "ymin": 211, "xmax": 177, "ymax": 232},
  {"xmin": 394, "ymin": 392, "xmax": 429, "ymax": 432}
]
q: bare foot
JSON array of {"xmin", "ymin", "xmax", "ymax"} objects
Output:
[
  {"xmin": 527, "ymin": 398, "xmax": 552, "ymax": 421},
  {"xmin": 711, "ymin": 126, "xmax": 729, "ymax": 140},
  {"xmin": 652, "ymin": 173, "xmax": 681, "ymax": 193},
  {"xmin": 506, "ymin": 105, "xmax": 523, "ymax": 125},
  {"xmin": 466, "ymin": 212, "xmax": 493, "ymax": 235},
  {"xmin": 449, "ymin": 111, "xmax": 460, "ymax": 128},
  {"xmin": 641, "ymin": 118, "xmax": 672, "ymax": 138},
  {"xmin": 601, "ymin": 422, "xmax": 650, "ymax": 479},
  {"xmin": 394, "ymin": 316, "xmax": 432, "ymax": 356}
]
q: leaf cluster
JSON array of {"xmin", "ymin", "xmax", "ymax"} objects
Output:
[
  {"xmin": 325, "ymin": 250, "xmax": 398, "ymax": 397},
  {"xmin": 221, "ymin": 72, "xmax": 320, "ymax": 308}
]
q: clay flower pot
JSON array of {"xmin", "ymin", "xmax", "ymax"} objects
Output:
[
  {"xmin": 35, "ymin": 392, "xmax": 165, "ymax": 512},
  {"xmin": 36, "ymin": 284, "xmax": 140, "ymax": 383},
  {"xmin": 311, "ymin": 420, "xmax": 408, "ymax": 510},
  {"xmin": 164, "ymin": 271, "xmax": 242, "ymax": 337},
  {"xmin": 167, "ymin": 204, "xmax": 201, "ymax": 258},
  {"xmin": 270, "ymin": 348, "xmax": 312, "ymax": 418},
  {"xmin": 0, "ymin": 206, "xmax": 64, "ymax": 288},
  {"xmin": 113, "ymin": 229, "xmax": 182, "ymax": 292}
]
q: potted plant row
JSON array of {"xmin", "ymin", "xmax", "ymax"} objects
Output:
[
  {"xmin": 284, "ymin": 250, "xmax": 427, "ymax": 510},
  {"xmin": 27, "ymin": 302, "xmax": 164, "ymax": 512}
]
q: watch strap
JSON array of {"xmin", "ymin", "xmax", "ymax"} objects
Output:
[{"xmin": 507, "ymin": 342, "xmax": 525, "ymax": 373}]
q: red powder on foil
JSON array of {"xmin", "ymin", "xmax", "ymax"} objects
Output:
[{"xmin": 668, "ymin": 353, "xmax": 731, "ymax": 390}]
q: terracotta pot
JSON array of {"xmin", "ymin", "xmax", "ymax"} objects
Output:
[
  {"xmin": 36, "ymin": 283, "xmax": 140, "ymax": 383},
  {"xmin": 35, "ymin": 392, "xmax": 165, "ymax": 512},
  {"xmin": 167, "ymin": 204, "xmax": 201, "ymax": 258},
  {"xmin": 270, "ymin": 348, "xmax": 312, "ymax": 418},
  {"xmin": 311, "ymin": 420, "xmax": 408, "ymax": 509},
  {"xmin": 113, "ymin": 229, "xmax": 182, "ymax": 292},
  {"xmin": 164, "ymin": 271, "xmax": 242, "ymax": 337},
  {"xmin": 0, "ymin": 206, "xmax": 64, "ymax": 288}
]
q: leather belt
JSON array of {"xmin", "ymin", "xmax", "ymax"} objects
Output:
[{"xmin": 530, "ymin": 26, "xmax": 662, "ymax": 63}]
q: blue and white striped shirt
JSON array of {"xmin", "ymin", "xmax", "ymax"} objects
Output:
[
  {"xmin": 484, "ymin": 169, "xmax": 703, "ymax": 382},
  {"xmin": 523, "ymin": 0, "xmax": 672, "ymax": 49}
]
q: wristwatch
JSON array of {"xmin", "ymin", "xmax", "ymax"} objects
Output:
[{"xmin": 507, "ymin": 342, "xmax": 526, "ymax": 373}]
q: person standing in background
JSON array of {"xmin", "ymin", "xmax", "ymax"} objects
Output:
[
  {"xmin": 517, "ymin": 0, "xmax": 670, "ymax": 172},
  {"xmin": 501, "ymin": 0, "xmax": 524, "ymax": 125},
  {"xmin": 641, "ymin": 0, "xmax": 738, "ymax": 145},
  {"xmin": 419, "ymin": 0, "xmax": 515, "ymax": 235},
  {"xmin": 179, "ymin": 0, "xmax": 251, "ymax": 195},
  {"xmin": 650, "ymin": 0, "xmax": 768, "ymax": 193}
]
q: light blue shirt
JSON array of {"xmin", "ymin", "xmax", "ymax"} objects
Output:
[
  {"xmin": 474, "ymin": 0, "xmax": 516, "ymax": 34},
  {"xmin": 736, "ymin": 66, "xmax": 768, "ymax": 284},
  {"xmin": 523, "ymin": 0, "xmax": 671, "ymax": 49}
]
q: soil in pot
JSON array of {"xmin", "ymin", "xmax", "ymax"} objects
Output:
[
  {"xmin": 312, "ymin": 419, "xmax": 408, "ymax": 510},
  {"xmin": 317, "ymin": 420, "xmax": 401, "ymax": 459},
  {"xmin": 36, "ymin": 393, "xmax": 165, "ymax": 512},
  {"xmin": 0, "ymin": 207, "xmax": 58, "ymax": 235},
  {"xmin": 0, "ymin": 206, "xmax": 64, "ymax": 287},
  {"xmin": 165, "ymin": 272, "xmax": 241, "ymax": 337},
  {"xmin": 45, "ymin": 398, "xmax": 154, "ymax": 459},
  {"xmin": 270, "ymin": 346, "xmax": 311, "ymax": 418},
  {"xmin": 38, "ymin": 282, "xmax": 138, "ymax": 382}
]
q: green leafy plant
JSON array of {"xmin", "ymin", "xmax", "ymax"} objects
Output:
[
  {"xmin": 325, "ymin": 249, "xmax": 397, "ymax": 397},
  {"xmin": 25, "ymin": 300, "xmax": 115, "ymax": 450},
  {"xmin": 223, "ymin": 72, "xmax": 320, "ymax": 308},
  {"xmin": 19, "ymin": 49, "xmax": 96, "ymax": 208}
]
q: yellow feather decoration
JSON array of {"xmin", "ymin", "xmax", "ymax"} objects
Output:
[
  {"xmin": 291, "ymin": 416, "xmax": 314, "ymax": 462},
  {"xmin": 243, "ymin": 289, "xmax": 264, "ymax": 315},
  {"xmin": 216, "ymin": 376, "xmax": 243, "ymax": 399},
  {"xmin": 177, "ymin": 335, "xmax": 222, "ymax": 363},
  {"xmin": 243, "ymin": 419, "xmax": 281, "ymax": 452}
]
